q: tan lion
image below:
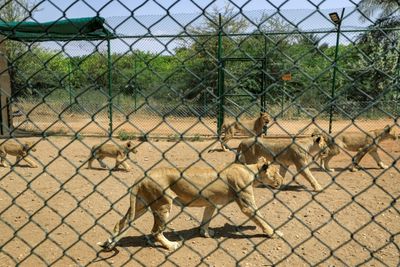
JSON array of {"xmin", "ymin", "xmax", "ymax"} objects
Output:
[
  {"xmin": 88, "ymin": 141, "xmax": 137, "ymax": 171},
  {"xmin": 0, "ymin": 140, "xmax": 37, "ymax": 168},
  {"xmin": 314, "ymin": 125, "xmax": 398, "ymax": 172},
  {"xmin": 98, "ymin": 157, "xmax": 283, "ymax": 251},
  {"xmin": 209, "ymin": 112, "xmax": 271, "ymax": 152},
  {"xmin": 236, "ymin": 133, "xmax": 327, "ymax": 191}
]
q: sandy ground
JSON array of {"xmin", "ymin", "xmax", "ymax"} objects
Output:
[
  {"xmin": 13, "ymin": 113, "xmax": 395, "ymax": 138},
  {"xmin": 0, "ymin": 135, "xmax": 399, "ymax": 267}
]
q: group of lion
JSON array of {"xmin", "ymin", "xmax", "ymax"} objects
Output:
[
  {"xmin": 0, "ymin": 139, "xmax": 137, "ymax": 171},
  {"xmin": 98, "ymin": 113, "xmax": 398, "ymax": 252},
  {"xmin": 1, "ymin": 113, "xmax": 397, "ymax": 252},
  {"xmin": 211, "ymin": 112, "xmax": 398, "ymax": 191}
]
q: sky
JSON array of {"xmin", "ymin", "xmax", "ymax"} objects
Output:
[
  {"xmin": 32, "ymin": 0, "xmax": 361, "ymax": 21},
  {"xmin": 29, "ymin": 0, "xmax": 367, "ymax": 55}
]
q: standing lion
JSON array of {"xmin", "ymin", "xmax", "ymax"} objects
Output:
[
  {"xmin": 98, "ymin": 157, "xmax": 283, "ymax": 251},
  {"xmin": 209, "ymin": 112, "xmax": 271, "ymax": 152}
]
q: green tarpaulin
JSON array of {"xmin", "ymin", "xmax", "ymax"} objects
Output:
[{"xmin": 0, "ymin": 17, "xmax": 114, "ymax": 41}]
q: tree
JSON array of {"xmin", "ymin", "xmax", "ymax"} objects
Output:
[
  {"xmin": 177, "ymin": 4, "xmax": 250, "ymax": 103},
  {"xmin": 0, "ymin": 0, "xmax": 41, "ymax": 58},
  {"xmin": 359, "ymin": 0, "xmax": 400, "ymax": 20},
  {"xmin": 354, "ymin": 13, "xmax": 400, "ymax": 102},
  {"xmin": 0, "ymin": 0, "xmax": 41, "ymax": 96},
  {"xmin": 0, "ymin": 0, "xmax": 38, "ymax": 20},
  {"xmin": 351, "ymin": 30, "xmax": 399, "ymax": 101}
]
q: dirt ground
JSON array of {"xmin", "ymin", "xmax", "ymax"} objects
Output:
[
  {"xmin": 13, "ymin": 113, "xmax": 395, "ymax": 138},
  {"xmin": 0, "ymin": 135, "xmax": 399, "ymax": 266}
]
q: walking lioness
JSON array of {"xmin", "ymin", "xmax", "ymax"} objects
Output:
[
  {"xmin": 209, "ymin": 112, "xmax": 271, "ymax": 152},
  {"xmin": 236, "ymin": 134, "xmax": 327, "ymax": 191},
  {"xmin": 98, "ymin": 157, "xmax": 283, "ymax": 251},
  {"xmin": 88, "ymin": 141, "xmax": 137, "ymax": 171},
  {"xmin": 0, "ymin": 140, "xmax": 37, "ymax": 168},
  {"xmin": 314, "ymin": 125, "xmax": 398, "ymax": 172}
]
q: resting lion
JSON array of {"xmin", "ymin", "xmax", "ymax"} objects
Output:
[
  {"xmin": 236, "ymin": 134, "xmax": 327, "ymax": 191},
  {"xmin": 0, "ymin": 140, "xmax": 37, "ymax": 168},
  {"xmin": 314, "ymin": 125, "xmax": 398, "ymax": 172},
  {"xmin": 209, "ymin": 112, "xmax": 271, "ymax": 152},
  {"xmin": 98, "ymin": 157, "xmax": 283, "ymax": 251}
]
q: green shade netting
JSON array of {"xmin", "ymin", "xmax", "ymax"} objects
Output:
[{"xmin": 0, "ymin": 16, "xmax": 114, "ymax": 41}]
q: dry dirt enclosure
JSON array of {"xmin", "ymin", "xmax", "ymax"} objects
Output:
[
  {"xmin": 0, "ymin": 136, "xmax": 399, "ymax": 266},
  {"xmin": 14, "ymin": 114, "xmax": 395, "ymax": 138}
]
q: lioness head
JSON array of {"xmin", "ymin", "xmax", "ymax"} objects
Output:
[
  {"xmin": 311, "ymin": 131, "xmax": 326, "ymax": 147},
  {"xmin": 260, "ymin": 112, "xmax": 271, "ymax": 124},
  {"xmin": 383, "ymin": 125, "xmax": 398, "ymax": 141},
  {"xmin": 256, "ymin": 157, "xmax": 283, "ymax": 189},
  {"xmin": 125, "ymin": 141, "xmax": 137, "ymax": 153},
  {"xmin": 309, "ymin": 133, "xmax": 327, "ymax": 158},
  {"xmin": 311, "ymin": 128, "xmax": 330, "ymax": 157},
  {"xmin": 23, "ymin": 141, "xmax": 36, "ymax": 152}
]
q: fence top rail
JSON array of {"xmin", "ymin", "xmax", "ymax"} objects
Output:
[
  {"xmin": 101, "ymin": 7, "xmax": 397, "ymax": 38},
  {"xmin": 112, "ymin": 27, "xmax": 400, "ymax": 39}
]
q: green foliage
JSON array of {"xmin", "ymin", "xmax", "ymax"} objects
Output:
[
  {"xmin": 118, "ymin": 130, "xmax": 136, "ymax": 141},
  {"xmin": 8, "ymin": 6, "xmax": 397, "ymax": 119}
]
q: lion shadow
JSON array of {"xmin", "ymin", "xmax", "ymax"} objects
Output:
[
  {"xmin": 9, "ymin": 163, "xmax": 37, "ymax": 168},
  {"xmin": 256, "ymin": 183, "xmax": 306, "ymax": 192},
  {"xmin": 310, "ymin": 166, "xmax": 384, "ymax": 172},
  {"xmin": 114, "ymin": 223, "xmax": 261, "ymax": 249},
  {"xmin": 86, "ymin": 166, "xmax": 129, "ymax": 172},
  {"xmin": 279, "ymin": 184, "xmax": 308, "ymax": 191},
  {"xmin": 310, "ymin": 166, "xmax": 346, "ymax": 172}
]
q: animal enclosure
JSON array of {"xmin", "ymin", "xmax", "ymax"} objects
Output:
[{"xmin": 0, "ymin": 2, "xmax": 399, "ymax": 266}]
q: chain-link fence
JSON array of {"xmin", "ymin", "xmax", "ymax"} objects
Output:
[{"xmin": 0, "ymin": 1, "xmax": 399, "ymax": 266}]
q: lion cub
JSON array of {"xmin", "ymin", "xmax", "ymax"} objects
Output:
[
  {"xmin": 88, "ymin": 141, "xmax": 137, "ymax": 171},
  {"xmin": 209, "ymin": 112, "xmax": 271, "ymax": 152},
  {"xmin": 315, "ymin": 125, "xmax": 398, "ymax": 172},
  {"xmin": 0, "ymin": 140, "xmax": 38, "ymax": 168}
]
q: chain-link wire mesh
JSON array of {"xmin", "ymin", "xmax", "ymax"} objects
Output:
[{"xmin": 0, "ymin": 1, "xmax": 399, "ymax": 266}]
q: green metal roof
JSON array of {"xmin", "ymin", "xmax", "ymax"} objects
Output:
[{"xmin": 0, "ymin": 16, "xmax": 114, "ymax": 42}]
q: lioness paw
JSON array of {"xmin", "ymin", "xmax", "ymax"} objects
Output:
[
  {"xmin": 199, "ymin": 228, "xmax": 215, "ymax": 238},
  {"xmin": 266, "ymin": 230, "xmax": 283, "ymax": 239},
  {"xmin": 167, "ymin": 241, "xmax": 181, "ymax": 251},
  {"xmin": 350, "ymin": 167, "xmax": 358, "ymax": 172},
  {"xmin": 379, "ymin": 163, "xmax": 388, "ymax": 169},
  {"xmin": 97, "ymin": 239, "xmax": 115, "ymax": 252},
  {"xmin": 274, "ymin": 230, "xmax": 283, "ymax": 238},
  {"xmin": 314, "ymin": 186, "xmax": 323, "ymax": 192}
]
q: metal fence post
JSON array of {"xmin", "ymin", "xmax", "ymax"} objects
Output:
[
  {"xmin": 107, "ymin": 37, "xmax": 113, "ymax": 137},
  {"xmin": 395, "ymin": 48, "xmax": 400, "ymax": 116},
  {"xmin": 328, "ymin": 8, "xmax": 345, "ymax": 134},
  {"xmin": 134, "ymin": 58, "xmax": 137, "ymax": 112},
  {"xmin": 217, "ymin": 13, "xmax": 224, "ymax": 135},
  {"xmin": 261, "ymin": 60, "xmax": 266, "ymax": 112},
  {"xmin": 68, "ymin": 58, "xmax": 73, "ymax": 106}
]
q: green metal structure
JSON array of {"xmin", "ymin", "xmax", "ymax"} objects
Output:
[{"xmin": 0, "ymin": 16, "xmax": 115, "ymax": 136}]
